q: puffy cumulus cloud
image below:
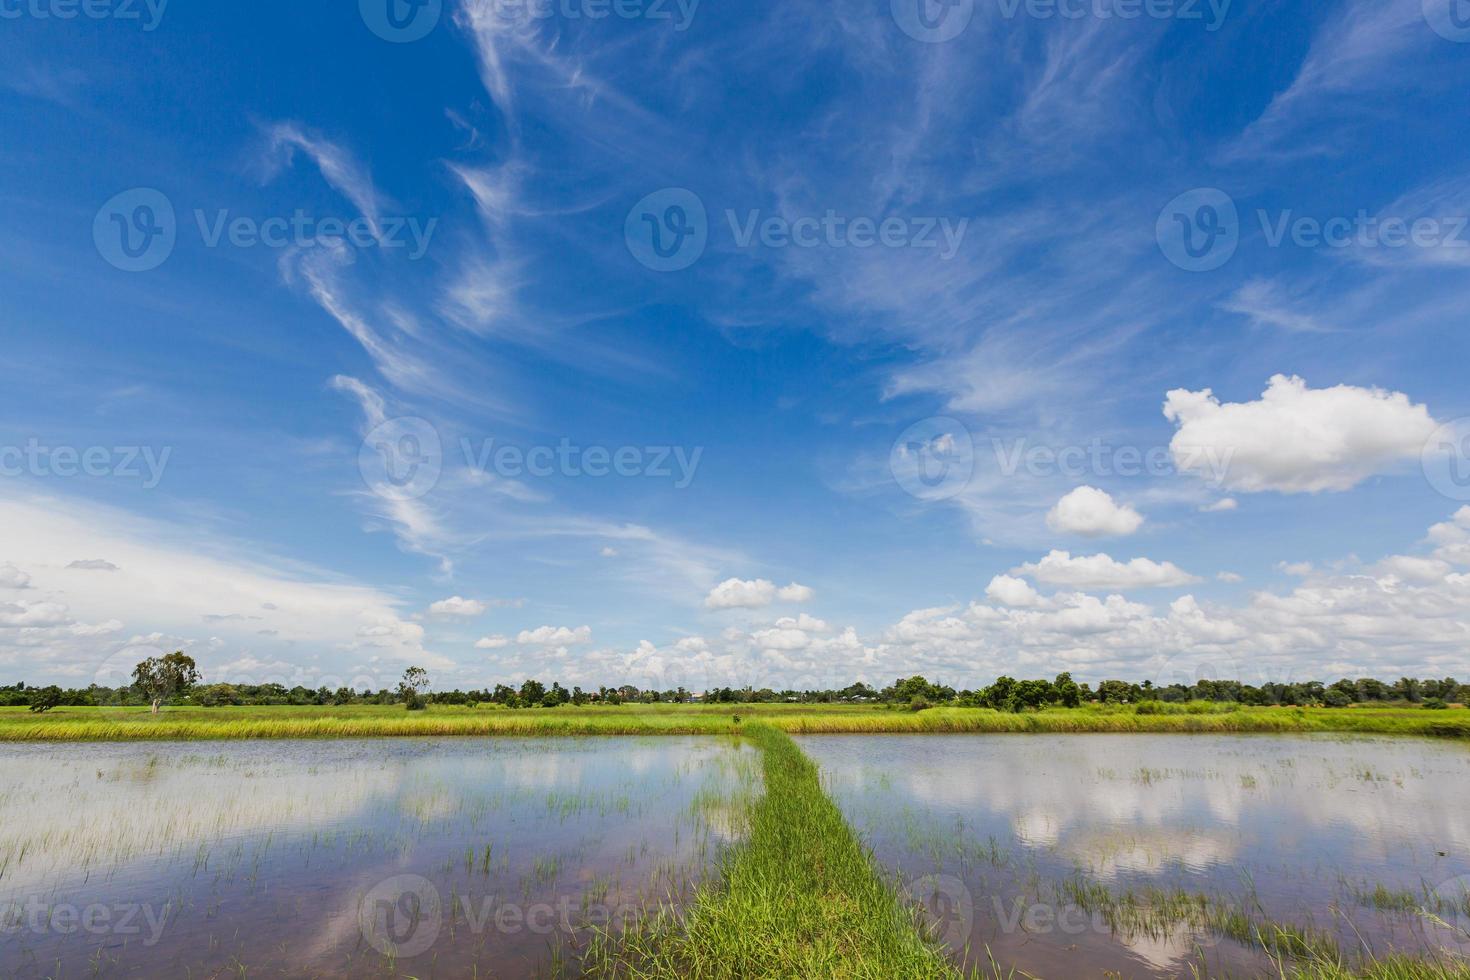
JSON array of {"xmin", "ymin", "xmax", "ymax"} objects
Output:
[
  {"xmin": 862, "ymin": 518, "xmax": 1470, "ymax": 685},
  {"xmin": 0, "ymin": 493, "xmax": 451, "ymax": 678},
  {"xmin": 1374, "ymin": 556, "xmax": 1452, "ymax": 584},
  {"xmin": 1014, "ymin": 551, "xmax": 1200, "ymax": 591},
  {"xmin": 0, "ymin": 565, "xmax": 31, "ymax": 589},
  {"xmin": 516, "ymin": 625, "xmax": 592, "ymax": 646},
  {"xmin": 772, "ymin": 614, "xmax": 829, "ymax": 632},
  {"xmin": 0, "ymin": 599, "xmax": 71, "ymax": 628},
  {"xmin": 1046, "ymin": 487, "xmax": 1143, "ymax": 537},
  {"xmin": 475, "ymin": 634, "xmax": 509, "ymax": 649},
  {"xmin": 778, "ymin": 582, "xmax": 816, "ymax": 603},
  {"xmin": 704, "ymin": 578, "xmax": 815, "ymax": 609},
  {"xmin": 985, "ymin": 574, "xmax": 1042, "ymax": 607},
  {"xmin": 1429, "ymin": 507, "xmax": 1470, "ymax": 565},
  {"xmin": 749, "ymin": 613, "xmax": 835, "ymax": 652},
  {"xmin": 750, "ymin": 627, "xmax": 812, "ymax": 650},
  {"xmin": 463, "ymin": 512, "xmax": 1470, "ymax": 691},
  {"xmin": 1164, "ymin": 375, "xmax": 1438, "ymax": 494},
  {"xmin": 429, "ymin": 596, "xmax": 487, "ymax": 617}
]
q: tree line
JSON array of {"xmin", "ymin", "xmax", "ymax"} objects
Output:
[{"xmin": 3, "ymin": 654, "xmax": 1466, "ymax": 713}]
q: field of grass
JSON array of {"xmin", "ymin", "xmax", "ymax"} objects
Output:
[{"xmin": 1, "ymin": 700, "xmax": 1467, "ymax": 741}]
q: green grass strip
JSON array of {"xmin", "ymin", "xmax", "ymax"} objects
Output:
[
  {"xmin": 3, "ymin": 703, "xmax": 1468, "ymax": 741},
  {"xmin": 587, "ymin": 723, "xmax": 960, "ymax": 979}
]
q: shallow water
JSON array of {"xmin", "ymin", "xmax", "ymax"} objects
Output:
[
  {"xmin": 800, "ymin": 732, "xmax": 1470, "ymax": 978},
  {"xmin": 0, "ymin": 737, "xmax": 752, "ymax": 978}
]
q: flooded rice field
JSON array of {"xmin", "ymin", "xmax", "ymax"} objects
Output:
[
  {"xmin": 801, "ymin": 733, "xmax": 1470, "ymax": 978},
  {"xmin": 0, "ymin": 737, "xmax": 754, "ymax": 978}
]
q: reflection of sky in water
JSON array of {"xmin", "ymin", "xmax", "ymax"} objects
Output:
[
  {"xmin": 0, "ymin": 737, "xmax": 751, "ymax": 979},
  {"xmin": 808, "ymin": 734, "xmax": 1470, "ymax": 880},
  {"xmin": 803, "ymin": 733, "xmax": 1470, "ymax": 977}
]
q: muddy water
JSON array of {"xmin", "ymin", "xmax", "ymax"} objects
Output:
[
  {"xmin": 800, "ymin": 732, "xmax": 1470, "ymax": 979},
  {"xmin": 0, "ymin": 737, "xmax": 753, "ymax": 978}
]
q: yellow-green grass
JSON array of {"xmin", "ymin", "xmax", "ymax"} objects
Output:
[
  {"xmin": 0, "ymin": 702, "xmax": 1466, "ymax": 741},
  {"xmin": 583, "ymin": 724, "xmax": 961, "ymax": 979}
]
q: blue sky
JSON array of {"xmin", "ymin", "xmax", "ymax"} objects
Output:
[{"xmin": 4, "ymin": 0, "xmax": 1470, "ymax": 692}]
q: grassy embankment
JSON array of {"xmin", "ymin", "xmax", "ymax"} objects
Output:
[
  {"xmin": 1, "ymin": 700, "xmax": 1467, "ymax": 741},
  {"xmin": 583, "ymin": 723, "xmax": 962, "ymax": 979}
]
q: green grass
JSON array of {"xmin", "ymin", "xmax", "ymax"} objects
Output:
[
  {"xmin": 2, "ymin": 701, "xmax": 1466, "ymax": 741},
  {"xmin": 1287, "ymin": 957, "xmax": 1470, "ymax": 979},
  {"xmin": 583, "ymin": 724, "xmax": 962, "ymax": 979}
]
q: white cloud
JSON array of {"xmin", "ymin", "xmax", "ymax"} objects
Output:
[
  {"xmin": 777, "ymin": 582, "xmax": 815, "ymax": 603},
  {"xmin": 475, "ymin": 635, "xmax": 509, "ymax": 649},
  {"xmin": 750, "ymin": 627, "xmax": 812, "ymax": 651},
  {"xmin": 1164, "ymin": 375, "xmax": 1438, "ymax": 493},
  {"xmin": 1220, "ymin": 279, "xmax": 1331, "ymax": 334},
  {"xmin": 773, "ymin": 614, "xmax": 829, "ymax": 632},
  {"xmin": 1374, "ymin": 555, "xmax": 1451, "ymax": 584},
  {"xmin": 1014, "ymin": 551, "xmax": 1200, "ymax": 591},
  {"xmin": 263, "ymin": 121, "xmax": 386, "ymax": 231},
  {"xmin": 1430, "ymin": 508, "xmax": 1470, "ymax": 565},
  {"xmin": 416, "ymin": 508, "xmax": 1470, "ymax": 691},
  {"xmin": 600, "ymin": 547, "xmax": 619, "ymax": 558},
  {"xmin": 1217, "ymin": 572, "xmax": 1244, "ymax": 583},
  {"xmin": 516, "ymin": 625, "xmax": 592, "ymax": 646},
  {"xmin": 705, "ymin": 578, "xmax": 815, "ymax": 609},
  {"xmin": 429, "ymin": 596, "xmax": 487, "ymax": 617},
  {"xmin": 1201, "ymin": 498, "xmax": 1238, "ymax": 513},
  {"xmin": 986, "ymin": 575, "xmax": 1042, "ymax": 608},
  {"xmin": 1046, "ymin": 487, "xmax": 1143, "ymax": 537},
  {"xmin": 1228, "ymin": 0, "xmax": 1429, "ymax": 160},
  {"xmin": 0, "ymin": 492, "xmax": 451, "ymax": 676},
  {"xmin": 68, "ymin": 559, "xmax": 119, "ymax": 571},
  {"xmin": 0, "ymin": 599, "xmax": 71, "ymax": 628},
  {"xmin": 0, "ymin": 565, "xmax": 31, "ymax": 589}
]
